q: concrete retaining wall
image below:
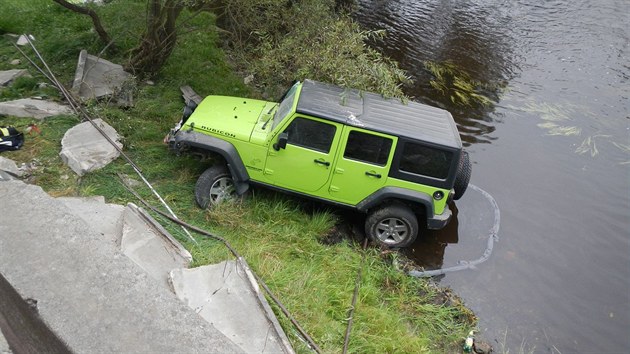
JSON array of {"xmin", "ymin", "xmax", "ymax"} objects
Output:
[{"xmin": 0, "ymin": 180, "xmax": 242, "ymax": 353}]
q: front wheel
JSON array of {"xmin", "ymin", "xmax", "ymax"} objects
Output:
[
  {"xmin": 365, "ymin": 204, "xmax": 419, "ymax": 248},
  {"xmin": 195, "ymin": 165, "xmax": 237, "ymax": 209}
]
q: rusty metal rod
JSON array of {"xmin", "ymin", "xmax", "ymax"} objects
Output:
[
  {"xmin": 18, "ymin": 36, "xmax": 196, "ymax": 244},
  {"xmin": 342, "ymin": 238, "xmax": 368, "ymax": 354},
  {"xmin": 118, "ymin": 174, "xmax": 322, "ymax": 354}
]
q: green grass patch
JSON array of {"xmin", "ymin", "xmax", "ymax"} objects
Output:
[{"xmin": 0, "ymin": 1, "xmax": 475, "ymax": 352}]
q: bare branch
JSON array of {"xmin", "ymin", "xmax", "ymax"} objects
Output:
[{"xmin": 52, "ymin": 0, "xmax": 114, "ymax": 48}]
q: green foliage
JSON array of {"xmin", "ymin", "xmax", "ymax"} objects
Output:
[{"xmin": 220, "ymin": 0, "xmax": 410, "ymax": 99}]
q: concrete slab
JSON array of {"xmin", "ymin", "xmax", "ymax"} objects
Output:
[
  {"xmin": 0, "ymin": 98, "xmax": 73, "ymax": 119},
  {"xmin": 0, "ymin": 328, "xmax": 10, "ymax": 354},
  {"xmin": 57, "ymin": 196, "xmax": 124, "ymax": 245},
  {"xmin": 72, "ymin": 50, "xmax": 132, "ymax": 105},
  {"xmin": 16, "ymin": 35, "xmax": 33, "ymax": 46},
  {"xmin": 0, "ymin": 180, "xmax": 242, "ymax": 353},
  {"xmin": 59, "ymin": 118, "xmax": 122, "ymax": 176},
  {"xmin": 0, "ymin": 157, "xmax": 22, "ymax": 177},
  {"xmin": 170, "ymin": 260, "xmax": 294, "ymax": 354},
  {"xmin": 121, "ymin": 203, "xmax": 192, "ymax": 290},
  {"xmin": 0, "ymin": 70, "xmax": 28, "ymax": 87}
]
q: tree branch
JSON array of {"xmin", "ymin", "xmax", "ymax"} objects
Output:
[{"xmin": 52, "ymin": 0, "xmax": 114, "ymax": 47}]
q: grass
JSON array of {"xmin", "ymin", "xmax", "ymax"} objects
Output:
[{"xmin": 0, "ymin": 1, "xmax": 475, "ymax": 352}]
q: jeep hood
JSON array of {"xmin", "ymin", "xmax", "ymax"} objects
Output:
[{"xmin": 184, "ymin": 96, "xmax": 270, "ymax": 142}]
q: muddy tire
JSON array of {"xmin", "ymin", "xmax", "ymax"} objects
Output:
[
  {"xmin": 454, "ymin": 151, "xmax": 472, "ymax": 200},
  {"xmin": 365, "ymin": 204, "xmax": 418, "ymax": 248},
  {"xmin": 195, "ymin": 165, "xmax": 237, "ymax": 209}
]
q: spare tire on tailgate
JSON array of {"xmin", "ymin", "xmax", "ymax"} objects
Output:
[{"xmin": 453, "ymin": 151, "xmax": 471, "ymax": 200}]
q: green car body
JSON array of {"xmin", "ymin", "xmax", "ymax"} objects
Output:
[{"xmin": 168, "ymin": 80, "xmax": 471, "ymax": 248}]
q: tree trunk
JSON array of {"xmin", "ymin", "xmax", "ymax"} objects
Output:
[{"xmin": 126, "ymin": 0, "xmax": 185, "ymax": 77}]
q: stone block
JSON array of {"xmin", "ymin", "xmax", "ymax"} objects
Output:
[
  {"xmin": 170, "ymin": 260, "xmax": 294, "ymax": 354},
  {"xmin": 72, "ymin": 50, "xmax": 132, "ymax": 105},
  {"xmin": 0, "ymin": 98, "xmax": 73, "ymax": 119},
  {"xmin": 59, "ymin": 118, "xmax": 122, "ymax": 176},
  {"xmin": 121, "ymin": 203, "xmax": 192, "ymax": 290},
  {"xmin": 0, "ymin": 70, "xmax": 28, "ymax": 87}
]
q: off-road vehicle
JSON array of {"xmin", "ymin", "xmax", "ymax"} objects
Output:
[{"xmin": 167, "ymin": 80, "xmax": 471, "ymax": 248}]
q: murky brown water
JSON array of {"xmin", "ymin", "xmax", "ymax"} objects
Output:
[{"xmin": 356, "ymin": 0, "xmax": 629, "ymax": 352}]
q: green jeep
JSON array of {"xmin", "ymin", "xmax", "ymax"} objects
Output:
[{"xmin": 167, "ymin": 80, "xmax": 471, "ymax": 248}]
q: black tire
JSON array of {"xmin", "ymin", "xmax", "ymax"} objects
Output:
[
  {"xmin": 195, "ymin": 165, "xmax": 237, "ymax": 209},
  {"xmin": 365, "ymin": 204, "xmax": 418, "ymax": 248},
  {"xmin": 453, "ymin": 151, "xmax": 472, "ymax": 200}
]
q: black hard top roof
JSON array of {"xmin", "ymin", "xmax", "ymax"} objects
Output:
[{"xmin": 296, "ymin": 80, "xmax": 462, "ymax": 148}]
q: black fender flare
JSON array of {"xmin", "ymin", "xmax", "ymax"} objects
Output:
[
  {"xmin": 357, "ymin": 187, "xmax": 452, "ymax": 230},
  {"xmin": 356, "ymin": 187, "xmax": 434, "ymax": 218},
  {"xmin": 173, "ymin": 130, "xmax": 250, "ymax": 195}
]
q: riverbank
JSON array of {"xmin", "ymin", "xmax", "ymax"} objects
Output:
[{"xmin": 0, "ymin": 1, "xmax": 476, "ymax": 352}]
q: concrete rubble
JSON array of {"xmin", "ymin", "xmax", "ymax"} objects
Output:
[
  {"xmin": 72, "ymin": 50, "xmax": 132, "ymax": 106},
  {"xmin": 0, "ymin": 178, "xmax": 294, "ymax": 353},
  {"xmin": 16, "ymin": 35, "xmax": 34, "ymax": 46},
  {"xmin": 121, "ymin": 203, "xmax": 192, "ymax": 290},
  {"xmin": 59, "ymin": 118, "xmax": 122, "ymax": 176},
  {"xmin": 0, "ymin": 180, "xmax": 243, "ymax": 353},
  {"xmin": 0, "ymin": 328, "xmax": 10, "ymax": 354},
  {"xmin": 0, "ymin": 98, "xmax": 73, "ymax": 119},
  {"xmin": 170, "ymin": 261, "xmax": 294, "ymax": 354},
  {"xmin": 0, "ymin": 69, "xmax": 28, "ymax": 87},
  {"xmin": 0, "ymin": 157, "xmax": 23, "ymax": 178}
]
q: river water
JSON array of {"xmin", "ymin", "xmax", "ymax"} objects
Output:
[{"xmin": 355, "ymin": 0, "xmax": 629, "ymax": 352}]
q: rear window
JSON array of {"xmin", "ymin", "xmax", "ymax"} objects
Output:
[
  {"xmin": 399, "ymin": 142, "xmax": 453, "ymax": 179},
  {"xmin": 344, "ymin": 131, "xmax": 392, "ymax": 165}
]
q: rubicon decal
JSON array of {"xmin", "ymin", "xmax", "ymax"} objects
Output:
[{"xmin": 199, "ymin": 125, "xmax": 236, "ymax": 138}]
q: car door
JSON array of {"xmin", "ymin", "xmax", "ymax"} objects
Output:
[
  {"xmin": 264, "ymin": 115, "xmax": 341, "ymax": 193},
  {"xmin": 328, "ymin": 128, "xmax": 396, "ymax": 204}
]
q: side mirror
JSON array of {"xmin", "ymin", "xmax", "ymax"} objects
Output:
[{"xmin": 273, "ymin": 132, "xmax": 288, "ymax": 151}]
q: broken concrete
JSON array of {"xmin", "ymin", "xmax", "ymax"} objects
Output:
[
  {"xmin": 121, "ymin": 203, "xmax": 192, "ymax": 290},
  {"xmin": 0, "ymin": 157, "xmax": 22, "ymax": 178},
  {"xmin": 16, "ymin": 35, "xmax": 34, "ymax": 46},
  {"xmin": 0, "ymin": 70, "xmax": 28, "ymax": 87},
  {"xmin": 0, "ymin": 98, "xmax": 73, "ymax": 119},
  {"xmin": 0, "ymin": 328, "xmax": 10, "ymax": 354},
  {"xmin": 170, "ymin": 260, "xmax": 294, "ymax": 354},
  {"xmin": 72, "ymin": 50, "xmax": 132, "ymax": 105},
  {"xmin": 59, "ymin": 118, "xmax": 122, "ymax": 176},
  {"xmin": 0, "ymin": 180, "xmax": 242, "ymax": 353},
  {"xmin": 57, "ymin": 196, "xmax": 124, "ymax": 245}
]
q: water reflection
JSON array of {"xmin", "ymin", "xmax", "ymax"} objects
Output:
[
  {"xmin": 403, "ymin": 203, "xmax": 459, "ymax": 271},
  {"xmin": 355, "ymin": 0, "xmax": 518, "ymax": 145},
  {"xmin": 356, "ymin": 0, "xmax": 630, "ymax": 352}
]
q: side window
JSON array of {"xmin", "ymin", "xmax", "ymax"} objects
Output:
[
  {"xmin": 344, "ymin": 131, "xmax": 392, "ymax": 165},
  {"xmin": 399, "ymin": 142, "xmax": 452, "ymax": 179},
  {"xmin": 285, "ymin": 117, "xmax": 336, "ymax": 153}
]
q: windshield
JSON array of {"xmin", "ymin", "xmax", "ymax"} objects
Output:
[{"xmin": 272, "ymin": 82, "xmax": 300, "ymax": 130}]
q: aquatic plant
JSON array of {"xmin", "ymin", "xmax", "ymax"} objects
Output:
[{"xmin": 424, "ymin": 60, "xmax": 495, "ymax": 107}]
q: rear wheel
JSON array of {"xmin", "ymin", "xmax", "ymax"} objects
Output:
[
  {"xmin": 195, "ymin": 165, "xmax": 236, "ymax": 209},
  {"xmin": 365, "ymin": 204, "xmax": 418, "ymax": 248},
  {"xmin": 454, "ymin": 151, "xmax": 472, "ymax": 200}
]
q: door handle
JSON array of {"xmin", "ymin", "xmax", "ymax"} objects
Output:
[
  {"xmin": 365, "ymin": 171, "xmax": 381, "ymax": 178},
  {"xmin": 313, "ymin": 159, "xmax": 330, "ymax": 166}
]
